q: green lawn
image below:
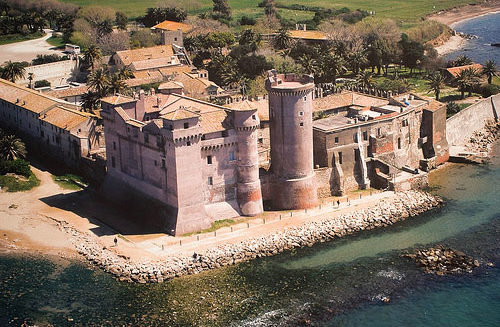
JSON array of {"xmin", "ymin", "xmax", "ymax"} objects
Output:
[
  {"xmin": 0, "ymin": 32, "xmax": 45, "ymax": 46},
  {"xmin": 51, "ymin": 173, "xmax": 86, "ymax": 190},
  {"xmin": 46, "ymin": 35, "xmax": 65, "ymax": 48},
  {"xmin": 61, "ymin": 0, "xmax": 480, "ymax": 27},
  {"xmin": 0, "ymin": 172, "xmax": 40, "ymax": 192}
]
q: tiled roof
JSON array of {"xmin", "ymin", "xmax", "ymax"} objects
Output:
[
  {"xmin": 425, "ymin": 99, "xmax": 445, "ymax": 112},
  {"xmin": 132, "ymin": 70, "xmax": 163, "ymax": 80},
  {"xmin": 101, "ymin": 94, "xmax": 137, "ymax": 106},
  {"xmin": 226, "ymin": 98, "xmax": 269, "ymax": 121},
  {"xmin": 158, "ymin": 81, "xmax": 184, "ymax": 90},
  {"xmin": 200, "ymin": 110, "xmax": 228, "ymax": 134},
  {"xmin": 152, "ymin": 20, "xmax": 193, "ymax": 33},
  {"xmin": 171, "ymin": 72, "xmax": 222, "ymax": 97},
  {"xmin": 445, "ymin": 63, "xmax": 483, "ymax": 78},
  {"xmin": 0, "ymin": 78, "xmax": 58, "ymax": 113},
  {"xmin": 161, "ymin": 107, "xmax": 199, "ymax": 120},
  {"xmin": 313, "ymin": 91, "xmax": 388, "ymax": 112},
  {"xmin": 158, "ymin": 65, "xmax": 192, "ymax": 77},
  {"xmin": 40, "ymin": 106, "xmax": 92, "ymax": 130},
  {"xmin": 115, "ymin": 45, "xmax": 174, "ymax": 67},
  {"xmin": 46, "ymin": 85, "xmax": 89, "ymax": 98},
  {"xmin": 288, "ymin": 30, "xmax": 327, "ymax": 41},
  {"xmin": 130, "ymin": 58, "xmax": 177, "ymax": 71},
  {"xmin": 226, "ymin": 99, "xmax": 256, "ymax": 111}
]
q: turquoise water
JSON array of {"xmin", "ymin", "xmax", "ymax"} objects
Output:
[
  {"xmin": 447, "ymin": 12, "xmax": 500, "ymax": 63},
  {"xmin": 1, "ymin": 146, "xmax": 499, "ymax": 326}
]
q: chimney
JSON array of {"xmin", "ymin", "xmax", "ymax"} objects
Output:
[
  {"xmin": 151, "ymin": 88, "xmax": 155, "ymax": 95},
  {"xmin": 157, "ymin": 97, "xmax": 161, "ymax": 108},
  {"xmin": 136, "ymin": 90, "xmax": 145, "ymax": 121}
]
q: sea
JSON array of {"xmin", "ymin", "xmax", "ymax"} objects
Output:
[
  {"xmin": 1, "ymin": 14, "xmax": 500, "ymax": 327},
  {"xmin": 446, "ymin": 12, "xmax": 500, "ymax": 63}
]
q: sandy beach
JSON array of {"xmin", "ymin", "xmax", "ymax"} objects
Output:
[{"xmin": 429, "ymin": 0, "xmax": 500, "ymax": 55}]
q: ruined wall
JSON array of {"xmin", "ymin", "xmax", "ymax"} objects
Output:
[
  {"xmin": 446, "ymin": 94, "xmax": 500, "ymax": 146},
  {"xmin": 18, "ymin": 60, "xmax": 78, "ymax": 87}
]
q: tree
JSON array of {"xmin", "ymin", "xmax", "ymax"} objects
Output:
[
  {"xmin": 482, "ymin": 60, "xmax": 497, "ymax": 84},
  {"xmin": 118, "ymin": 67, "xmax": 134, "ymax": 80},
  {"xmin": 97, "ymin": 31, "xmax": 130, "ymax": 55},
  {"xmin": 349, "ymin": 51, "xmax": 368, "ymax": 75},
  {"xmin": 82, "ymin": 45, "xmax": 102, "ymax": 71},
  {"xmin": 452, "ymin": 55, "xmax": 473, "ymax": 67},
  {"xmin": 239, "ymin": 29, "xmax": 261, "ymax": 51},
  {"xmin": 297, "ymin": 55, "xmax": 319, "ymax": 75},
  {"xmin": 81, "ymin": 91, "xmax": 101, "ymax": 112},
  {"xmin": 263, "ymin": 0, "xmax": 278, "ymax": 17},
  {"xmin": 115, "ymin": 11, "xmax": 128, "ymax": 30},
  {"xmin": 356, "ymin": 70, "xmax": 374, "ymax": 89},
  {"xmin": 0, "ymin": 61, "xmax": 26, "ymax": 83},
  {"xmin": 455, "ymin": 68, "xmax": 481, "ymax": 99},
  {"xmin": 0, "ymin": 135, "xmax": 26, "ymax": 161},
  {"xmin": 426, "ymin": 72, "xmax": 446, "ymax": 100},
  {"xmin": 212, "ymin": 0, "xmax": 232, "ymax": 19},
  {"xmin": 87, "ymin": 68, "xmax": 109, "ymax": 96},
  {"xmin": 130, "ymin": 29, "xmax": 161, "ymax": 48},
  {"xmin": 108, "ymin": 74, "xmax": 128, "ymax": 95},
  {"xmin": 446, "ymin": 101, "xmax": 460, "ymax": 117},
  {"xmin": 318, "ymin": 53, "xmax": 346, "ymax": 84},
  {"xmin": 272, "ymin": 29, "xmax": 291, "ymax": 50},
  {"xmin": 399, "ymin": 34, "xmax": 424, "ymax": 76},
  {"xmin": 142, "ymin": 7, "xmax": 187, "ymax": 27}
]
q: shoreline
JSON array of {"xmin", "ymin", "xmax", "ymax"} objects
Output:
[
  {"xmin": 428, "ymin": 0, "xmax": 500, "ymax": 56},
  {"xmin": 57, "ymin": 190, "xmax": 442, "ymax": 283}
]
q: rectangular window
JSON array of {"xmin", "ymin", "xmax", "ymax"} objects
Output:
[
  {"xmin": 184, "ymin": 122, "xmax": 189, "ymax": 129},
  {"xmin": 377, "ymin": 128, "xmax": 381, "ymax": 137},
  {"xmin": 299, "ymin": 111, "xmax": 304, "ymax": 116},
  {"xmin": 207, "ymin": 155, "xmax": 212, "ymax": 164},
  {"xmin": 201, "ymin": 134, "xmax": 206, "ymax": 140},
  {"xmin": 252, "ymin": 114, "xmax": 256, "ymax": 120},
  {"xmin": 162, "ymin": 159, "xmax": 165, "ymax": 168},
  {"xmin": 208, "ymin": 176, "xmax": 213, "ymax": 186},
  {"xmin": 363, "ymin": 131, "xmax": 368, "ymax": 141},
  {"xmin": 338, "ymin": 152, "xmax": 343, "ymax": 164},
  {"xmin": 335, "ymin": 137, "xmax": 339, "ymax": 144},
  {"xmin": 111, "ymin": 156, "xmax": 116, "ymax": 168},
  {"xmin": 113, "ymin": 141, "xmax": 116, "ymax": 150},
  {"xmin": 229, "ymin": 151, "xmax": 235, "ymax": 161},
  {"xmin": 353, "ymin": 133, "xmax": 358, "ymax": 142},
  {"xmin": 300, "ymin": 122, "xmax": 304, "ymax": 127},
  {"xmin": 154, "ymin": 160, "xmax": 158, "ymax": 166},
  {"xmin": 187, "ymin": 141, "xmax": 191, "ymax": 146},
  {"xmin": 398, "ymin": 137, "xmax": 401, "ymax": 149}
]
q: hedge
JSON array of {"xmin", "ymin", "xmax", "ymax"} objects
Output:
[{"xmin": 0, "ymin": 159, "xmax": 31, "ymax": 178}]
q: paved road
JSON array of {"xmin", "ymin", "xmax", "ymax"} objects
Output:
[{"xmin": 0, "ymin": 29, "xmax": 64, "ymax": 64}]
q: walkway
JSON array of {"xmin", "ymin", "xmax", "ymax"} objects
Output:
[{"xmin": 0, "ymin": 29, "xmax": 64, "ymax": 64}]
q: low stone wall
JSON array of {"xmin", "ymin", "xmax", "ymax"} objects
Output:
[
  {"xmin": 51, "ymin": 190, "xmax": 443, "ymax": 283},
  {"xmin": 447, "ymin": 94, "xmax": 500, "ymax": 146}
]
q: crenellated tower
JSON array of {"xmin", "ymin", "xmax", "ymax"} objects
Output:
[
  {"xmin": 266, "ymin": 70, "xmax": 318, "ymax": 209},
  {"xmin": 233, "ymin": 106, "xmax": 264, "ymax": 216}
]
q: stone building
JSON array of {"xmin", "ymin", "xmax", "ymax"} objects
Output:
[
  {"xmin": 151, "ymin": 20, "xmax": 193, "ymax": 47},
  {"xmin": 0, "ymin": 79, "xmax": 102, "ymax": 166}
]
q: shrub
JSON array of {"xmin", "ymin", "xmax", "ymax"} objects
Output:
[
  {"xmin": 0, "ymin": 159, "xmax": 31, "ymax": 178},
  {"xmin": 239, "ymin": 16, "xmax": 256, "ymax": 26},
  {"xmin": 480, "ymin": 84, "xmax": 500, "ymax": 98},
  {"xmin": 34, "ymin": 80, "xmax": 51, "ymax": 88},
  {"xmin": 446, "ymin": 101, "xmax": 461, "ymax": 117}
]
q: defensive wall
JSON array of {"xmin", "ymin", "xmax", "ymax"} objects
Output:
[
  {"xmin": 446, "ymin": 94, "xmax": 500, "ymax": 146},
  {"xmin": 17, "ymin": 59, "xmax": 79, "ymax": 87}
]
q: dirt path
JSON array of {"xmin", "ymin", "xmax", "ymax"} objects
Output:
[{"xmin": 0, "ymin": 29, "xmax": 64, "ymax": 64}]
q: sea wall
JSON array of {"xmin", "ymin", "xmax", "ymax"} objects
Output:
[
  {"xmin": 446, "ymin": 94, "xmax": 500, "ymax": 146},
  {"xmin": 53, "ymin": 190, "xmax": 443, "ymax": 283}
]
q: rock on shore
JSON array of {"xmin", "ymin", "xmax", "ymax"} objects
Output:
[
  {"xmin": 56, "ymin": 190, "xmax": 443, "ymax": 283},
  {"xmin": 403, "ymin": 245, "xmax": 480, "ymax": 275},
  {"xmin": 467, "ymin": 122, "xmax": 500, "ymax": 155}
]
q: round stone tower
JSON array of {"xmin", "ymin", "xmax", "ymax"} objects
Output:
[
  {"xmin": 233, "ymin": 104, "xmax": 264, "ymax": 216},
  {"xmin": 266, "ymin": 70, "xmax": 318, "ymax": 209}
]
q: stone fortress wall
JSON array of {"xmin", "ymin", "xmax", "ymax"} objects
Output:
[{"xmin": 446, "ymin": 94, "xmax": 500, "ymax": 146}]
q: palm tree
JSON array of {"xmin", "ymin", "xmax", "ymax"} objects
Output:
[
  {"xmin": 87, "ymin": 68, "xmax": 109, "ymax": 96},
  {"xmin": 319, "ymin": 53, "xmax": 346, "ymax": 84},
  {"xmin": 272, "ymin": 29, "xmax": 291, "ymax": 50},
  {"xmin": 83, "ymin": 45, "xmax": 102, "ymax": 71},
  {"xmin": 453, "ymin": 55, "xmax": 473, "ymax": 67},
  {"xmin": 117, "ymin": 67, "xmax": 133, "ymax": 80},
  {"xmin": 349, "ymin": 51, "xmax": 368, "ymax": 76},
  {"xmin": 426, "ymin": 72, "xmax": 446, "ymax": 100},
  {"xmin": 297, "ymin": 55, "xmax": 318, "ymax": 75},
  {"xmin": 81, "ymin": 91, "xmax": 101, "ymax": 113},
  {"xmin": 0, "ymin": 134, "xmax": 26, "ymax": 161},
  {"xmin": 356, "ymin": 70, "xmax": 374, "ymax": 89},
  {"xmin": 455, "ymin": 68, "xmax": 481, "ymax": 99},
  {"xmin": 482, "ymin": 60, "xmax": 497, "ymax": 84},
  {"xmin": 108, "ymin": 74, "xmax": 128, "ymax": 95},
  {"xmin": 1, "ymin": 61, "xmax": 26, "ymax": 83}
]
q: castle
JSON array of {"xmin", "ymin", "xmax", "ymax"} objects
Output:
[{"xmin": 101, "ymin": 70, "xmax": 449, "ymax": 235}]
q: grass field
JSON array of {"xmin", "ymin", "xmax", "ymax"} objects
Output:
[
  {"xmin": 51, "ymin": 173, "xmax": 86, "ymax": 190},
  {"xmin": 46, "ymin": 35, "xmax": 65, "ymax": 48},
  {"xmin": 0, "ymin": 32, "xmax": 45, "ymax": 46},
  {"xmin": 0, "ymin": 172, "xmax": 40, "ymax": 192},
  {"xmin": 61, "ymin": 0, "xmax": 480, "ymax": 27}
]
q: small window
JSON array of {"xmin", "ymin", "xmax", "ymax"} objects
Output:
[
  {"xmin": 338, "ymin": 152, "xmax": 343, "ymax": 164},
  {"xmin": 201, "ymin": 134, "xmax": 206, "ymax": 140},
  {"xmin": 162, "ymin": 159, "xmax": 166, "ymax": 168},
  {"xmin": 207, "ymin": 155, "xmax": 212, "ymax": 165},
  {"xmin": 184, "ymin": 122, "xmax": 189, "ymax": 129},
  {"xmin": 334, "ymin": 137, "xmax": 339, "ymax": 144},
  {"xmin": 303, "ymin": 96, "xmax": 307, "ymax": 101},
  {"xmin": 222, "ymin": 130, "xmax": 228, "ymax": 137},
  {"xmin": 169, "ymin": 125, "xmax": 173, "ymax": 131},
  {"xmin": 299, "ymin": 111, "xmax": 304, "ymax": 116},
  {"xmin": 154, "ymin": 160, "xmax": 158, "ymax": 166},
  {"xmin": 353, "ymin": 133, "xmax": 358, "ymax": 142},
  {"xmin": 229, "ymin": 151, "xmax": 235, "ymax": 161},
  {"xmin": 111, "ymin": 156, "xmax": 116, "ymax": 168},
  {"xmin": 208, "ymin": 176, "xmax": 213, "ymax": 186},
  {"xmin": 252, "ymin": 114, "xmax": 256, "ymax": 120},
  {"xmin": 377, "ymin": 128, "xmax": 381, "ymax": 137},
  {"xmin": 363, "ymin": 131, "xmax": 368, "ymax": 141},
  {"xmin": 174, "ymin": 37, "xmax": 177, "ymax": 41},
  {"xmin": 398, "ymin": 137, "xmax": 401, "ymax": 149},
  {"xmin": 300, "ymin": 122, "xmax": 304, "ymax": 127},
  {"xmin": 113, "ymin": 141, "xmax": 116, "ymax": 150},
  {"xmin": 187, "ymin": 141, "xmax": 191, "ymax": 146}
]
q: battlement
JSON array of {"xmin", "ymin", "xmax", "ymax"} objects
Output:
[{"xmin": 266, "ymin": 70, "xmax": 314, "ymax": 92}]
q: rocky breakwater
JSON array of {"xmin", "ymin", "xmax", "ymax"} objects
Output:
[
  {"xmin": 67, "ymin": 190, "xmax": 443, "ymax": 283},
  {"xmin": 467, "ymin": 122, "xmax": 500, "ymax": 156},
  {"xmin": 403, "ymin": 245, "xmax": 483, "ymax": 275}
]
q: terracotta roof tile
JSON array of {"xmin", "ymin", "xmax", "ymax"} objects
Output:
[
  {"xmin": 446, "ymin": 63, "xmax": 483, "ymax": 78},
  {"xmin": 101, "ymin": 94, "xmax": 137, "ymax": 106},
  {"xmin": 161, "ymin": 108, "xmax": 199, "ymax": 120},
  {"xmin": 0, "ymin": 78, "xmax": 58, "ymax": 113},
  {"xmin": 40, "ymin": 106, "xmax": 92, "ymax": 130},
  {"xmin": 115, "ymin": 45, "xmax": 174, "ymax": 67},
  {"xmin": 226, "ymin": 99, "xmax": 269, "ymax": 121},
  {"xmin": 46, "ymin": 86, "xmax": 89, "ymax": 98},
  {"xmin": 152, "ymin": 20, "xmax": 193, "ymax": 33},
  {"xmin": 200, "ymin": 110, "xmax": 228, "ymax": 134}
]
